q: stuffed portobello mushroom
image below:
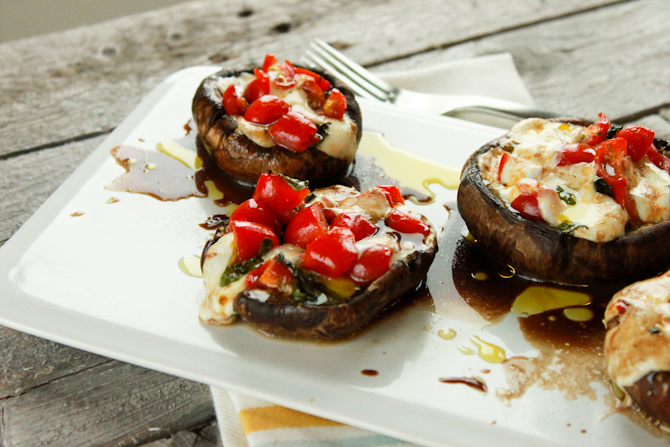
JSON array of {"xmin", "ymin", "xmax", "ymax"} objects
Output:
[
  {"xmin": 604, "ymin": 272, "xmax": 670, "ymax": 426},
  {"xmin": 457, "ymin": 114, "xmax": 670, "ymax": 284},
  {"xmin": 199, "ymin": 173, "xmax": 437, "ymax": 339},
  {"xmin": 192, "ymin": 54, "xmax": 362, "ymax": 183}
]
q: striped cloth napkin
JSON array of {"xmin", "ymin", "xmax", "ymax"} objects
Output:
[{"xmin": 210, "ymin": 52, "xmax": 534, "ymax": 447}]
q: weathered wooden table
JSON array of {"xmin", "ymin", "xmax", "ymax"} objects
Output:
[{"xmin": 2, "ymin": 0, "xmax": 669, "ymax": 445}]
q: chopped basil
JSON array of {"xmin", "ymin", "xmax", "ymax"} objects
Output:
[
  {"xmin": 278, "ymin": 172, "xmax": 309, "ymax": 192},
  {"xmin": 556, "ymin": 221, "xmax": 587, "ymax": 233},
  {"xmin": 594, "ymin": 177, "xmax": 614, "ymax": 198},
  {"xmin": 219, "ymin": 238, "xmax": 274, "ymax": 287},
  {"xmin": 606, "ymin": 123, "xmax": 623, "ymax": 140},
  {"xmin": 275, "ymin": 253, "xmax": 325, "ymax": 303},
  {"xmin": 556, "ymin": 186, "xmax": 576, "ymax": 205}
]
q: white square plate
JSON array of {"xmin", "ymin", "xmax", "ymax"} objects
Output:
[{"xmin": 0, "ymin": 67, "xmax": 661, "ymax": 447}]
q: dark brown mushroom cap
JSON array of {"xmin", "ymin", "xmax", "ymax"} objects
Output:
[
  {"xmin": 625, "ymin": 371, "xmax": 670, "ymax": 426},
  {"xmin": 457, "ymin": 117, "xmax": 670, "ymax": 285},
  {"xmin": 191, "ymin": 65, "xmax": 362, "ymax": 184}
]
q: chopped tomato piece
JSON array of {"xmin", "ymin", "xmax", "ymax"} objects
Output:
[
  {"xmin": 595, "ymin": 138, "xmax": 639, "ymax": 224},
  {"xmin": 330, "ymin": 212, "xmax": 378, "ymax": 241},
  {"xmin": 257, "ymin": 258, "xmax": 294, "ymax": 290},
  {"xmin": 295, "ymin": 67, "xmax": 331, "ymax": 91},
  {"xmin": 270, "ymin": 60, "xmax": 297, "ymax": 88},
  {"xmin": 612, "ymin": 300, "xmax": 629, "ymax": 315},
  {"xmin": 510, "ymin": 193, "xmax": 543, "ymax": 220},
  {"xmin": 244, "ymin": 68, "xmax": 271, "ymax": 104},
  {"xmin": 321, "ymin": 88, "xmax": 347, "ymax": 119},
  {"xmin": 252, "ymin": 173, "xmax": 310, "ymax": 216},
  {"xmin": 246, "ymin": 260, "xmax": 270, "ymax": 288},
  {"xmin": 230, "ymin": 220, "xmax": 279, "ymax": 261},
  {"xmin": 385, "ymin": 209, "xmax": 431, "ymax": 236},
  {"xmin": 269, "ymin": 111, "xmax": 318, "ymax": 152},
  {"xmin": 229, "ymin": 198, "xmax": 282, "ymax": 236},
  {"xmin": 300, "ymin": 77, "xmax": 326, "ymax": 110},
  {"xmin": 585, "ymin": 112, "xmax": 611, "ymax": 146},
  {"xmin": 557, "ymin": 143, "xmax": 596, "ymax": 166},
  {"xmin": 377, "ymin": 185, "xmax": 405, "ymax": 206},
  {"xmin": 302, "ymin": 227, "xmax": 358, "ymax": 277},
  {"xmin": 616, "ymin": 125, "xmax": 655, "ymax": 161},
  {"xmin": 222, "ymin": 85, "xmax": 248, "ymax": 116},
  {"xmin": 349, "ymin": 245, "xmax": 393, "ymax": 284},
  {"xmin": 262, "ymin": 54, "xmax": 278, "ymax": 72},
  {"xmin": 284, "ymin": 204, "xmax": 328, "ymax": 248},
  {"xmin": 647, "ymin": 144, "xmax": 670, "ymax": 174},
  {"xmin": 243, "ymin": 95, "xmax": 290, "ymax": 125}
]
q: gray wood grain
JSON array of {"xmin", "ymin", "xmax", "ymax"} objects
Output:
[{"xmin": 0, "ymin": 0, "xmax": 624, "ymax": 158}]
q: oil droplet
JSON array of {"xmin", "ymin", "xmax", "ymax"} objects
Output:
[
  {"xmin": 562, "ymin": 307, "xmax": 594, "ymax": 322},
  {"xmin": 461, "ymin": 227, "xmax": 476, "ymax": 242},
  {"xmin": 458, "ymin": 346, "xmax": 475, "ymax": 355},
  {"xmin": 548, "ymin": 315, "xmax": 557, "ymax": 321},
  {"xmin": 498, "ymin": 265, "xmax": 515, "ymax": 279},
  {"xmin": 611, "ymin": 380, "xmax": 625, "ymax": 400},
  {"xmin": 204, "ymin": 180, "xmax": 224, "ymax": 201},
  {"xmin": 178, "ymin": 255, "xmax": 203, "ymax": 278},
  {"xmin": 127, "ymin": 158, "xmax": 138, "ymax": 165},
  {"xmin": 145, "ymin": 163, "xmax": 157, "ymax": 170},
  {"xmin": 470, "ymin": 335, "xmax": 506, "ymax": 363},
  {"xmin": 472, "ymin": 271, "xmax": 488, "ymax": 280},
  {"xmin": 438, "ymin": 329, "xmax": 457, "ymax": 340},
  {"xmin": 70, "ymin": 211, "xmax": 84, "ymax": 217},
  {"xmin": 106, "ymin": 197, "xmax": 119, "ymax": 204},
  {"xmin": 511, "ymin": 286, "xmax": 591, "ymax": 316},
  {"xmin": 357, "ymin": 132, "xmax": 461, "ymax": 204},
  {"xmin": 157, "ymin": 140, "xmax": 203, "ymax": 170}
]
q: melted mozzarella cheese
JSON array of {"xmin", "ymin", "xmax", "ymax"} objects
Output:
[{"xmin": 605, "ymin": 272, "xmax": 670, "ymax": 390}]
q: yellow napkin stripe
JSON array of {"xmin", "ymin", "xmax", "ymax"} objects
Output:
[{"xmin": 239, "ymin": 405, "xmax": 345, "ymax": 433}]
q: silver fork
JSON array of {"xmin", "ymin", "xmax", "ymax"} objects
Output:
[{"xmin": 301, "ymin": 38, "xmax": 559, "ymax": 120}]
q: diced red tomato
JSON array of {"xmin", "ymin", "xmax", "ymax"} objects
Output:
[
  {"xmin": 302, "ymin": 227, "xmax": 358, "ymax": 277},
  {"xmin": 252, "ymin": 173, "xmax": 310, "ymax": 216},
  {"xmin": 244, "ymin": 68, "xmax": 271, "ymax": 104},
  {"xmin": 377, "ymin": 185, "xmax": 405, "ymax": 206},
  {"xmin": 585, "ymin": 112, "xmax": 611, "ymax": 146},
  {"xmin": 295, "ymin": 67, "xmax": 331, "ymax": 91},
  {"xmin": 300, "ymin": 77, "xmax": 326, "ymax": 110},
  {"xmin": 498, "ymin": 152, "xmax": 511, "ymax": 182},
  {"xmin": 510, "ymin": 193, "xmax": 543, "ymax": 220},
  {"xmin": 229, "ymin": 198, "xmax": 282, "ymax": 236},
  {"xmin": 385, "ymin": 209, "xmax": 431, "ymax": 236},
  {"xmin": 321, "ymin": 88, "xmax": 347, "ymax": 119},
  {"xmin": 616, "ymin": 125, "xmax": 655, "ymax": 161},
  {"xmin": 230, "ymin": 220, "xmax": 279, "ymax": 261},
  {"xmin": 269, "ymin": 111, "xmax": 318, "ymax": 152},
  {"xmin": 557, "ymin": 143, "xmax": 596, "ymax": 166},
  {"xmin": 283, "ymin": 204, "xmax": 328, "ymax": 248},
  {"xmin": 222, "ymin": 85, "xmax": 248, "ymax": 116},
  {"xmin": 257, "ymin": 258, "xmax": 294, "ymax": 290},
  {"xmin": 243, "ymin": 95, "xmax": 290, "ymax": 125},
  {"xmin": 330, "ymin": 212, "xmax": 378, "ymax": 241},
  {"xmin": 262, "ymin": 54, "xmax": 279, "ymax": 72},
  {"xmin": 647, "ymin": 144, "xmax": 670, "ymax": 174},
  {"xmin": 612, "ymin": 300, "xmax": 629, "ymax": 316},
  {"xmin": 348, "ymin": 245, "xmax": 393, "ymax": 284},
  {"xmin": 246, "ymin": 260, "xmax": 269, "ymax": 288},
  {"xmin": 595, "ymin": 138, "xmax": 639, "ymax": 224},
  {"xmin": 270, "ymin": 60, "xmax": 297, "ymax": 88}
]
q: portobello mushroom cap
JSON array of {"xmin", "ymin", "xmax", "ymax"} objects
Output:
[
  {"xmin": 192, "ymin": 66, "xmax": 362, "ymax": 183},
  {"xmin": 625, "ymin": 371, "xmax": 670, "ymax": 426},
  {"xmin": 457, "ymin": 117, "xmax": 670, "ymax": 285},
  {"xmin": 202, "ymin": 216, "xmax": 437, "ymax": 340}
]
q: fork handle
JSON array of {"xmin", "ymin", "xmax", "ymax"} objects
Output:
[{"xmin": 441, "ymin": 96, "xmax": 560, "ymax": 120}]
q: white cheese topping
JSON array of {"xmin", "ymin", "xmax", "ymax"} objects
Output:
[
  {"xmin": 215, "ymin": 73, "xmax": 358, "ymax": 160},
  {"xmin": 479, "ymin": 118, "xmax": 670, "ymax": 242}
]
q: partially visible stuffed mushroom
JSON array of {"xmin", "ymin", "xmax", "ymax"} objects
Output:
[
  {"xmin": 604, "ymin": 272, "xmax": 670, "ymax": 426},
  {"xmin": 199, "ymin": 173, "xmax": 437, "ymax": 339},
  {"xmin": 192, "ymin": 54, "xmax": 362, "ymax": 184},
  {"xmin": 457, "ymin": 114, "xmax": 670, "ymax": 284}
]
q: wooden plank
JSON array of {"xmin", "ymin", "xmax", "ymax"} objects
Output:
[
  {"xmin": 372, "ymin": 0, "xmax": 670, "ymax": 121},
  {"xmin": 0, "ymin": 0, "xmax": 624, "ymax": 157},
  {"xmin": 0, "ymin": 361, "xmax": 214, "ymax": 447}
]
